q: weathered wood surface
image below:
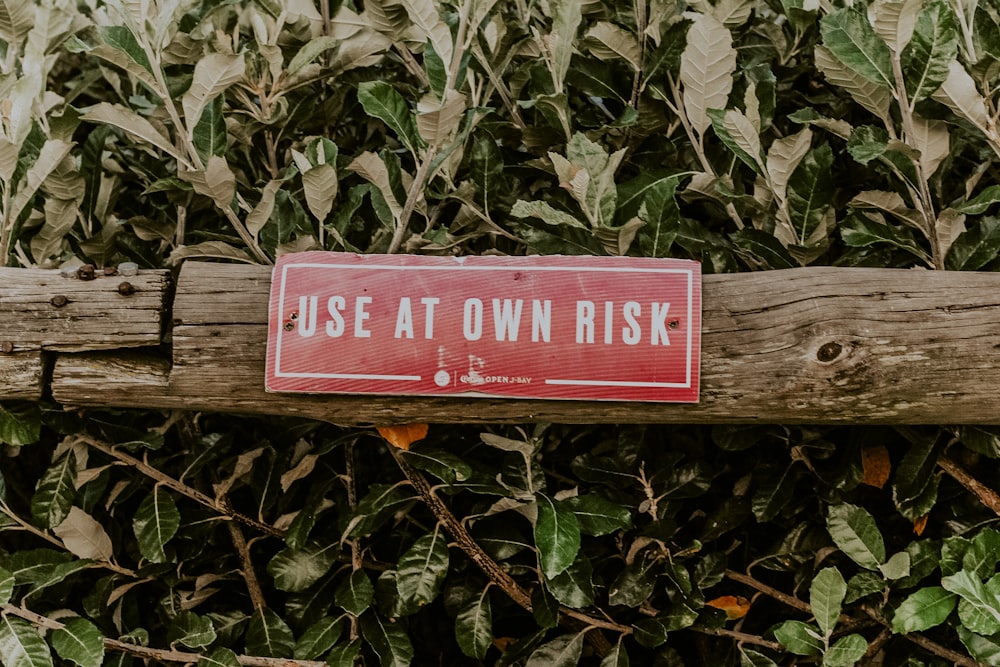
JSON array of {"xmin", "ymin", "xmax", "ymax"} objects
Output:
[
  {"xmin": 0, "ymin": 267, "xmax": 170, "ymax": 400},
  {"xmin": 47, "ymin": 262, "xmax": 1000, "ymax": 425}
]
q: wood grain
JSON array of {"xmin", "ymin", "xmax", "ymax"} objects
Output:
[
  {"xmin": 0, "ymin": 267, "xmax": 169, "ymax": 400},
  {"xmin": 47, "ymin": 262, "xmax": 1000, "ymax": 424}
]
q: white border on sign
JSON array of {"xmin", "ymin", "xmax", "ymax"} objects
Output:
[{"xmin": 274, "ymin": 262, "xmax": 696, "ymax": 389}]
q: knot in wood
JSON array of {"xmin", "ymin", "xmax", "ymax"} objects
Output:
[
  {"xmin": 0, "ymin": 342, "xmax": 13, "ymax": 354},
  {"xmin": 49, "ymin": 294, "xmax": 68, "ymax": 308},
  {"xmin": 816, "ymin": 341, "xmax": 843, "ymax": 363}
]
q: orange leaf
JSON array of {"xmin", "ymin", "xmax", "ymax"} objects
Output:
[
  {"xmin": 861, "ymin": 443, "xmax": 891, "ymax": 489},
  {"xmin": 913, "ymin": 514, "xmax": 929, "ymax": 536},
  {"xmin": 706, "ymin": 595, "xmax": 751, "ymax": 620},
  {"xmin": 376, "ymin": 424, "xmax": 429, "ymax": 450},
  {"xmin": 492, "ymin": 637, "xmax": 515, "ymax": 652}
]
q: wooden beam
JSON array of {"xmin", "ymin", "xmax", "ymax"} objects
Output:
[
  {"xmin": 48, "ymin": 262, "xmax": 1000, "ymax": 425},
  {"xmin": 0, "ymin": 267, "xmax": 169, "ymax": 401}
]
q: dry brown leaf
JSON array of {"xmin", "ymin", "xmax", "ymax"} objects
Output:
[
  {"xmin": 913, "ymin": 514, "xmax": 929, "ymax": 536},
  {"xmin": 706, "ymin": 595, "xmax": 751, "ymax": 620},
  {"xmin": 377, "ymin": 423, "xmax": 429, "ymax": 450},
  {"xmin": 861, "ymin": 443, "xmax": 892, "ymax": 489}
]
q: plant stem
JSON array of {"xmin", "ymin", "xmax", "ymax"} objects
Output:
[
  {"xmin": 937, "ymin": 454, "xmax": 1000, "ymax": 516},
  {"xmin": 388, "ymin": 146, "xmax": 438, "ymax": 253},
  {"xmin": 689, "ymin": 625, "xmax": 782, "ymax": 651},
  {"xmin": 81, "ymin": 437, "xmax": 284, "ymax": 538},
  {"xmin": 227, "ymin": 520, "xmax": 267, "ymax": 611},
  {"xmin": 388, "ymin": 446, "xmax": 631, "ymax": 635}
]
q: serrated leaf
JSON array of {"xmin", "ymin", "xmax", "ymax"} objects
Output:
[
  {"xmin": 892, "ymin": 587, "xmax": 957, "ymax": 633},
  {"xmin": 293, "ymin": 617, "xmax": 343, "ymax": 660},
  {"xmin": 820, "ymin": 8, "xmax": 894, "ymax": 86},
  {"xmin": 182, "ymin": 54, "xmax": 245, "ymax": 132},
  {"xmin": 873, "ymin": 0, "xmax": 922, "ymax": 51},
  {"xmin": 9, "ymin": 141, "xmax": 76, "ymax": 229},
  {"xmin": 301, "ymin": 164, "xmax": 338, "ymax": 222},
  {"xmin": 416, "ymin": 90, "xmax": 466, "ymax": 146},
  {"xmin": 942, "ymin": 570, "xmax": 1000, "ymax": 635},
  {"xmin": 525, "ymin": 632, "xmax": 584, "ymax": 667},
  {"xmin": 49, "ymin": 618, "xmax": 102, "ymax": 667},
  {"xmin": 849, "ymin": 191, "xmax": 925, "ymax": 231},
  {"xmin": 773, "ymin": 620, "xmax": 823, "ymax": 656},
  {"xmin": 267, "ymin": 541, "xmax": 337, "ymax": 593},
  {"xmin": 31, "ymin": 451, "xmax": 77, "ymax": 529},
  {"xmin": 0, "ymin": 0, "xmax": 33, "ymax": 44},
  {"xmin": 53, "ymin": 507, "xmax": 113, "ymax": 561},
  {"xmin": 167, "ymin": 612, "xmax": 215, "ymax": 649},
  {"xmin": 399, "ymin": 0, "xmax": 452, "ymax": 74},
  {"xmin": 564, "ymin": 494, "xmax": 631, "ymax": 536},
  {"xmin": 455, "ymin": 588, "xmax": 492, "ymax": 659},
  {"xmin": 544, "ymin": 0, "xmax": 583, "ymax": 94},
  {"xmin": 827, "ymin": 503, "xmax": 886, "ymax": 570},
  {"xmin": 535, "ymin": 495, "xmax": 581, "ymax": 579},
  {"xmin": 132, "ymin": 486, "xmax": 180, "ymax": 563},
  {"xmin": 901, "ymin": 0, "xmax": 958, "ymax": 104},
  {"xmin": 167, "ymin": 241, "xmax": 254, "ymax": 264},
  {"xmin": 584, "ymin": 22, "xmax": 641, "ymax": 70},
  {"xmin": 335, "ymin": 569, "xmax": 374, "ymax": 616},
  {"xmin": 810, "ymin": 567, "xmax": 846, "ymax": 637},
  {"xmin": 81, "ymin": 103, "xmax": 185, "ymax": 163},
  {"xmin": 932, "ymin": 60, "xmax": 990, "ymax": 131},
  {"xmin": 709, "ymin": 108, "xmax": 764, "ymax": 173},
  {"xmin": 347, "ymin": 151, "xmax": 404, "ymax": 222},
  {"xmin": 680, "ymin": 13, "xmax": 737, "ymax": 136},
  {"xmin": 396, "ymin": 529, "xmax": 449, "ymax": 606},
  {"xmin": 200, "ymin": 647, "xmax": 239, "ymax": 667},
  {"xmin": 824, "ymin": 634, "xmax": 868, "ymax": 667},
  {"xmin": 325, "ymin": 639, "xmax": 361, "ymax": 667},
  {"xmin": 180, "ymin": 155, "xmax": 236, "ymax": 209},
  {"xmin": 245, "ymin": 608, "xmax": 294, "ymax": 658},
  {"xmin": 814, "ymin": 45, "xmax": 892, "ymax": 123},
  {"xmin": 766, "ymin": 128, "xmax": 812, "ymax": 205},
  {"xmin": 358, "ymin": 81, "xmax": 422, "ymax": 156},
  {"xmin": 359, "ymin": 612, "xmax": 413, "ymax": 667},
  {"xmin": 0, "ymin": 616, "xmax": 52, "ymax": 667}
]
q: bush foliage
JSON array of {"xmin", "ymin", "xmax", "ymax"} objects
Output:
[{"xmin": 4, "ymin": 0, "xmax": 1000, "ymax": 665}]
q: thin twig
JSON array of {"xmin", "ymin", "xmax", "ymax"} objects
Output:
[
  {"xmin": 1, "ymin": 605, "xmax": 327, "ymax": 667},
  {"xmin": 388, "ymin": 446, "xmax": 631, "ymax": 635},
  {"xmin": 227, "ymin": 520, "xmax": 266, "ymax": 611},
  {"xmin": 388, "ymin": 146, "xmax": 438, "ymax": 254},
  {"xmin": 937, "ymin": 454, "xmax": 1000, "ymax": 516},
  {"xmin": 725, "ymin": 570, "xmax": 811, "ymax": 615},
  {"xmin": 863, "ymin": 607, "xmax": 985, "ymax": 667},
  {"xmin": 81, "ymin": 437, "xmax": 284, "ymax": 538},
  {"xmin": 689, "ymin": 625, "xmax": 782, "ymax": 652}
]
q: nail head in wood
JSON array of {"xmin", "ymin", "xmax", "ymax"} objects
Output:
[{"xmin": 50, "ymin": 295, "xmax": 68, "ymax": 308}]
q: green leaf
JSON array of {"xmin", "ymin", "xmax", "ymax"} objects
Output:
[
  {"xmin": 0, "ymin": 403, "xmax": 41, "ymax": 447},
  {"xmin": 827, "ymin": 503, "xmax": 886, "ymax": 570},
  {"xmin": 740, "ymin": 648, "xmax": 778, "ymax": 667},
  {"xmin": 49, "ymin": 618, "xmax": 102, "ymax": 667},
  {"xmin": 773, "ymin": 620, "xmax": 823, "ymax": 656},
  {"xmin": 891, "ymin": 587, "xmax": 957, "ymax": 633},
  {"xmin": 608, "ymin": 550, "xmax": 660, "ymax": 607},
  {"xmin": 535, "ymin": 495, "xmax": 582, "ymax": 579},
  {"xmin": 820, "ymin": 8, "xmax": 894, "ymax": 86},
  {"xmin": 167, "ymin": 612, "xmax": 216, "ymax": 649},
  {"xmin": 947, "ymin": 217, "xmax": 1000, "ymax": 271},
  {"xmin": 287, "ymin": 36, "xmax": 340, "ymax": 75},
  {"xmin": 335, "ymin": 569, "xmax": 374, "ymax": 616},
  {"xmin": 633, "ymin": 605, "xmax": 698, "ymax": 648},
  {"xmin": 359, "ymin": 612, "xmax": 413, "ymax": 667},
  {"xmin": 357, "ymin": 81, "xmax": 422, "ymax": 156},
  {"xmin": 965, "ymin": 529, "xmax": 1000, "ymax": 579},
  {"xmin": 401, "ymin": 449, "xmax": 472, "ymax": 484},
  {"xmin": 600, "ymin": 641, "xmax": 630, "ymax": 667},
  {"xmin": 455, "ymin": 588, "xmax": 492, "ymax": 660},
  {"xmin": 293, "ymin": 617, "xmax": 344, "ymax": 661},
  {"xmin": 942, "ymin": 570, "xmax": 1000, "ymax": 635},
  {"xmin": 784, "ymin": 144, "xmax": 835, "ymax": 248},
  {"xmin": 636, "ymin": 175, "xmax": 681, "ymax": 258},
  {"xmin": 267, "ymin": 541, "xmax": 337, "ymax": 593},
  {"xmin": 901, "ymin": 0, "xmax": 958, "ymax": 103},
  {"xmin": 732, "ymin": 229, "xmax": 798, "ymax": 269},
  {"xmin": 343, "ymin": 484, "xmax": 415, "ymax": 539},
  {"xmin": 840, "ymin": 214, "xmax": 928, "ymax": 261},
  {"xmin": 525, "ymin": 632, "xmax": 585, "ymax": 667},
  {"xmin": 193, "ymin": 97, "xmax": 227, "ymax": 161},
  {"xmin": 751, "ymin": 463, "xmax": 798, "ymax": 522},
  {"xmin": 396, "ymin": 529, "xmax": 450, "ymax": 606},
  {"xmin": 845, "ymin": 571, "xmax": 885, "ymax": 604},
  {"xmin": 958, "ymin": 186, "xmax": 1000, "ymax": 215},
  {"xmin": 810, "ymin": 567, "xmax": 846, "ymax": 637},
  {"xmin": 823, "ymin": 634, "xmax": 868, "ymax": 667},
  {"xmin": 880, "ymin": 551, "xmax": 911, "ymax": 580},
  {"xmin": 546, "ymin": 557, "xmax": 595, "ymax": 608},
  {"xmin": 30, "ymin": 451, "xmax": 77, "ymax": 529},
  {"xmin": 132, "ymin": 486, "xmax": 181, "ymax": 563},
  {"xmin": 200, "ymin": 647, "xmax": 240, "ymax": 667},
  {"xmin": 564, "ymin": 494, "xmax": 631, "ymax": 536},
  {"xmin": 324, "ymin": 639, "xmax": 361, "ymax": 667},
  {"xmin": 245, "ymin": 608, "xmax": 295, "ymax": 658},
  {"xmin": 0, "ymin": 568, "xmax": 13, "ymax": 606},
  {"xmin": 847, "ymin": 125, "xmax": 889, "ymax": 165},
  {"xmin": 532, "ymin": 586, "xmax": 559, "ymax": 629},
  {"xmin": 0, "ymin": 616, "xmax": 53, "ymax": 667},
  {"xmin": 957, "ymin": 625, "xmax": 1000, "ymax": 665}
]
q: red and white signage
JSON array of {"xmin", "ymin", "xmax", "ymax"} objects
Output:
[{"xmin": 266, "ymin": 252, "xmax": 701, "ymax": 402}]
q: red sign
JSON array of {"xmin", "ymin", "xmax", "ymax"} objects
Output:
[{"xmin": 266, "ymin": 252, "xmax": 701, "ymax": 402}]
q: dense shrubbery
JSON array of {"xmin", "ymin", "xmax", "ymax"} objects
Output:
[{"xmin": 4, "ymin": 0, "xmax": 1000, "ymax": 664}]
